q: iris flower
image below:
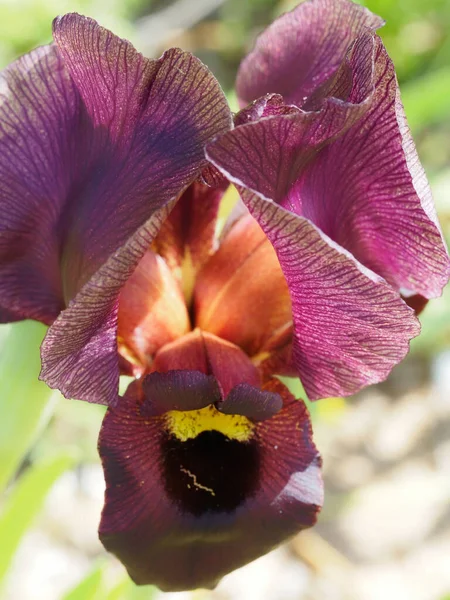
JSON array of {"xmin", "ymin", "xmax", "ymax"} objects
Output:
[{"xmin": 0, "ymin": 0, "xmax": 448, "ymax": 592}]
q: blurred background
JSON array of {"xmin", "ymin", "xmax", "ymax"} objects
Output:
[{"xmin": 0, "ymin": 0, "xmax": 449, "ymax": 598}]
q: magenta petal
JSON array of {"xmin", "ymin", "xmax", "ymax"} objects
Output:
[
  {"xmin": 236, "ymin": 0, "xmax": 383, "ymax": 108},
  {"xmin": 298, "ymin": 36, "xmax": 450, "ymax": 297},
  {"xmin": 0, "ymin": 45, "xmax": 81, "ymax": 323},
  {"xmin": 98, "ymin": 379, "xmax": 322, "ymax": 591},
  {"xmin": 234, "ymin": 93, "xmax": 300, "ymax": 127},
  {"xmin": 206, "ymin": 117, "xmax": 421, "ymax": 398},
  {"xmin": 245, "ymin": 197, "xmax": 421, "ymax": 399}
]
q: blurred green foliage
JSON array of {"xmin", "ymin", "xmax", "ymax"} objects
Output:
[
  {"xmin": 0, "ymin": 0, "xmax": 449, "ymax": 597},
  {"xmin": 0, "ymin": 454, "xmax": 74, "ymax": 590}
]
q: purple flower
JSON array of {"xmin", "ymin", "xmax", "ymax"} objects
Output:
[
  {"xmin": 207, "ymin": 0, "xmax": 450, "ymax": 400},
  {"xmin": 0, "ymin": 13, "xmax": 231, "ymax": 403},
  {"xmin": 0, "ymin": 11, "xmax": 322, "ymax": 591},
  {"xmin": 0, "ymin": 0, "xmax": 448, "ymax": 592}
]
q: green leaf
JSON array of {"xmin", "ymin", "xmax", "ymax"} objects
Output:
[
  {"xmin": 0, "ymin": 453, "xmax": 74, "ymax": 588},
  {"xmin": 105, "ymin": 578, "xmax": 157, "ymax": 600},
  {"xmin": 277, "ymin": 376, "xmax": 318, "ymax": 423},
  {"xmin": 401, "ymin": 67, "xmax": 450, "ymax": 133},
  {"xmin": 62, "ymin": 564, "xmax": 105, "ymax": 600},
  {"xmin": 0, "ymin": 321, "xmax": 59, "ymax": 490}
]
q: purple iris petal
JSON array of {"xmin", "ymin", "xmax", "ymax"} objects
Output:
[
  {"xmin": 0, "ymin": 14, "xmax": 232, "ymax": 404},
  {"xmin": 99, "ymin": 377, "xmax": 322, "ymax": 591},
  {"xmin": 207, "ymin": 13, "xmax": 450, "ymax": 399},
  {"xmin": 236, "ymin": 0, "xmax": 383, "ymax": 108},
  {"xmin": 297, "ymin": 35, "xmax": 450, "ymax": 297},
  {"xmin": 206, "ymin": 112, "xmax": 421, "ymax": 399},
  {"xmin": 0, "ymin": 45, "xmax": 81, "ymax": 324}
]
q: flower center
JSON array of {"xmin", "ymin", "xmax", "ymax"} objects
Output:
[{"xmin": 161, "ymin": 429, "xmax": 261, "ymax": 515}]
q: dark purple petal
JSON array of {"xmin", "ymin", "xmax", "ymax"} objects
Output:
[
  {"xmin": 205, "ymin": 105, "xmax": 370, "ymax": 212},
  {"xmin": 206, "ymin": 125, "xmax": 421, "ymax": 397},
  {"xmin": 0, "ymin": 44, "xmax": 82, "ymax": 323},
  {"xmin": 40, "ymin": 205, "xmax": 171, "ymax": 404},
  {"xmin": 98, "ymin": 378, "xmax": 321, "ymax": 591},
  {"xmin": 219, "ymin": 383, "xmax": 282, "ymax": 421},
  {"xmin": 37, "ymin": 15, "xmax": 231, "ymax": 404},
  {"xmin": 141, "ymin": 370, "xmax": 221, "ymax": 416},
  {"xmin": 236, "ymin": 0, "xmax": 383, "ymax": 107},
  {"xmin": 210, "ymin": 34, "xmax": 450, "ymax": 302},
  {"xmin": 53, "ymin": 14, "xmax": 232, "ymax": 299},
  {"xmin": 297, "ymin": 36, "xmax": 450, "ymax": 298}
]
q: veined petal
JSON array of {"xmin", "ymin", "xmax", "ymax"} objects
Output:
[
  {"xmin": 0, "ymin": 44, "xmax": 82, "ymax": 323},
  {"xmin": 245, "ymin": 196, "xmax": 420, "ymax": 400},
  {"xmin": 205, "ymin": 118, "xmax": 420, "ymax": 398},
  {"xmin": 117, "ymin": 248, "xmax": 190, "ymax": 372},
  {"xmin": 53, "ymin": 14, "xmax": 232, "ymax": 299},
  {"xmin": 37, "ymin": 15, "xmax": 231, "ymax": 404},
  {"xmin": 98, "ymin": 378, "xmax": 321, "ymax": 591},
  {"xmin": 236, "ymin": 0, "xmax": 383, "ymax": 108},
  {"xmin": 41, "ymin": 204, "xmax": 170, "ymax": 405},
  {"xmin": 234, "ymin": 93, "xmax": 300, "ymax": 126},
  {"xmin": 153, "ymin": 181, "xmax": 225, "ymax": 297},
  {"xmin": 298, "ymin": 36, "xmax": 450, "ymax": 297}
]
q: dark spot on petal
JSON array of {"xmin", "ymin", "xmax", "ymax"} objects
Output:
[{"xmin": 161, "ymin": 430, "xmax": 260, "ymax": 515}]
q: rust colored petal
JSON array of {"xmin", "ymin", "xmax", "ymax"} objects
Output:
[
  {"xmin": 152, "ymin": 329, "xmax": 260, "ymax": 396},
  {"xmin": 153, "ymin": 182, "xmax": 225, "ymax": 301},
  {"xmin": 194, "ymin": 214, "xmax": 292, "ymax": 357},
  {"xmin": 117, "ymin": 248, "xmax": 190, "ymax": 370}
]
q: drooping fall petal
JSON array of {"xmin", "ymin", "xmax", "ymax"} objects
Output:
[
  {"xmin": 236, "ymin": 0, "xmax": 383, "ymax": 108},
  {"xmin": 35, "ymin": 15, "xmax": 231, "ymax": 405},
  {"xmin": 98, "ymin": 377, "xmax": 322, "ymax": 591}
]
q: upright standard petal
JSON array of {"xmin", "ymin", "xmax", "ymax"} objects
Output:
[
  {"xmin": 117, "ymin": 248, "xmax": 190, "ymax": 372},
  {"xmin": 98, "ymin": 378, "xmax": 322, "ymax": 591},
  {"xmin": 37, "ymin": 15, "xmax": 231, "ymax": 404},
  {"xmin": 0, "ymin": 44, "xmax": 83, "ymax": 324},
  {"xmin": 53, "ymin": 15, "xmax": 232, "ymax": 299},
  {"xmin": 297, "ymin": 36, "xmax": 450, "ymax": 298},
  {"xmin": 236, "ymin": 0, "xmax": 383, "ymax": 108},
  {"xmin": 206, "ymin": 112, "xmax": 420, "ymax": 400}
]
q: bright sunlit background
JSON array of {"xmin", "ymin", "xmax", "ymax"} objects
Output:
[{"xmin": 0, "ymin": 0, "xmax": 450, "ymax": 599}]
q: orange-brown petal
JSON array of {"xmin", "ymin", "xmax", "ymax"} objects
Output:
[
  {"xmin": 153, "ymin": 182, "xmax": 225, "ymax": 302},
  {"xmin": 118, "ymin": 249, "xmax": 190, "ymax": 369},
  {"xmin": 153, "ymin": 328, "xmax": 260, "ymax": 396},
  {"xmin": 194, "ymin": 214, "xmax": 292, "ymax": 357}
]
